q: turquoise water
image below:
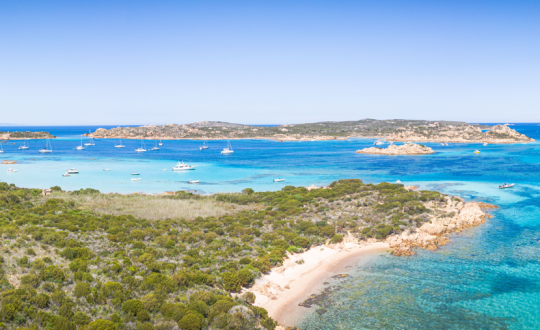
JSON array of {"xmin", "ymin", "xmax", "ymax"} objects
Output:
[{"xmin": 2, "ymin": 124, "xmax": 540, "ymax": 328}]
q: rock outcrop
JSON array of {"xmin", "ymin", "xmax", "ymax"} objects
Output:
[
  {"xmin": 387, "ymin": 200, "xmax": 495, "ymax": 256},
  {"xmin": 356, "ymin": 143, "xmax": 434, "ymax": 155}
]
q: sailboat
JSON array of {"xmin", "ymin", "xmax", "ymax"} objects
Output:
[
  {"xmin": 18, "ymin": 132, "xmax": 29, "ymax": 150},
  {"xmin": 115, "ymin": 136, "xmax": 125, "ymax": 148},
  {"xmin": 0, "ymin": 143, "xmax": 3, "ymax": 153},
  {"xmin": 151, "ymin": 140, "xmax": 160, "ymax": 151},
  {"xmin": 84, "ymin": 130, "xmax": 95, "ymax": 146},
  {"xmin": 39, "ymin": 139, "xmax": 52, "ymax": 153},
  {"xmin": 76, "ymin": 135, "xmax": 85, "ymax": 150},
  {"xmin": 158, "ymin": 134, "xmax": 163, "ymax": 146},
  {"xmin": 221, "ymin": 135, "xmax": 234, "ymax": 154},
  {"xmin": 135, "ymin": 139, "xmax": 147, "ymax": 152},
  {"xmin": 200, "ymin": 135, "xmax": 209, "ymax": 150}
]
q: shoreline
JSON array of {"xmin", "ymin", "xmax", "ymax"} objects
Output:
[{"xmin": 248, "ymin": 241, "xmax": 390, "ymax": 327}]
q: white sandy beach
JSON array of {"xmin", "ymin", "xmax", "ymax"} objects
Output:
[{"xmin": 248, "ymin": 241, "xmax": 390, "ymax": 327}]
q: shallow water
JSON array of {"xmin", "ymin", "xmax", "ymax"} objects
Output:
[{"xmin": 2, "ymin": 124, "xmax": 540, "ymax": 328}]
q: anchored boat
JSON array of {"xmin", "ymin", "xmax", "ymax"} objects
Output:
[{"xmin": 499, "ymin": 183, "xmax": 514, "ymax": 189}]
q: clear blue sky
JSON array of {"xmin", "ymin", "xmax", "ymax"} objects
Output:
[{"xmin": 1, "ymin": 0, "xmax": 539, "ymax": 125}]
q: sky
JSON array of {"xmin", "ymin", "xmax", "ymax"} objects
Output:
[{"xmin": 1, "ymin": 0, "xmax": 539, "ymax": 125}]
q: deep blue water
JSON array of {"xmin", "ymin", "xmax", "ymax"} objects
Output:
[{"xmin": 2, "ymin": 123, "xmax": 540, "ymax": 328}]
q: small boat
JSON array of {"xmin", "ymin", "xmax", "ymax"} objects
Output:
[
  {"xmin": 0, "ymin": 144, "xmax": 3, "ymax": 153},
  {"xmin": 221, "ymin": 135, "xmax": 234, "ymax": 154},
  {"xmin": 67, "ymin": 168, "xmax": 79, "ymax": 174},
  {"xmin": 19, "ymin": 133, "xmax": 30, "ymax": 150},
  {"xmin": 135, "ymin": 139, "xmax": 147, "ymax": 152},
  {"xmin": 151, "ymin": 140, "xmax": 160, "ymax": 151},
  {"xmin": 474, "ymin": 150, "xmax": 480, "ymax": 154},
  {"xmin": 39, "ymin": 139, "xmax": 53, "ymax": 153},
  {"xmin": 273, "ymin": 178, "xmax": 285, "ymax": 182},
  {"xmin": 396, "ymin": 180, "xmax": 402, "ymax": 184},
  {"xmin": 441, "ymin": 142, "xmax": 448, "ymax": 146},
  {"xmin": 188, "ymin": 179, "xmax": 200, "ymax": 184},
  {"xmin": 499, "ymin": 183, "xmax": 514, "ymax": 189},
  {"xmin": 131, "ymin": 178, "xmax": 141, "ymax": 181},
  {"xmin": 131, "ymin": 172, "xmax": 140, "ymax": 175},
  {"xmin": 172, "ymin": 161, "xmax": 196, "ymax": 171},
  {"xmin": 159, "ymin": 134, "xmax": 163, "ymax": 146},
  {"xmin": 7, "ymin": 168, "xmax": 17, "ymax": 172},
  {"xmin": 483, "ymin": 142, "xmax": 488, "ymax": 146},
  {"xmin": 374, "ymin": 139, "xmax": 385, "ymax": 145},
  {"xmin": 200, "ymin": 135, "xmax": 209, "ymax": 150},
  {"xmin": 115, "ymin": 136, "xmax": 125, "ymax": 148},
  {"xmin": 162, "ymin": 169, "xmax": 167, "ymax": 171},
  {"xmin": 103, "ymin": 169, "xmax": 110, "ymax": 171},
  {"xmin": 62, "ymin": 172, "xmax": 70, "ymax": 177},
  {"xmin": 84, "ymin": 131, "xmax": 95, "ymax": 146},
  {"xmin": 76, "ymin": 135, "xmax": 85, "ymax": 150}
]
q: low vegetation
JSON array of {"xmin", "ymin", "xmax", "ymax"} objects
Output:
[{"xmin": 0, "ymin": 179, "xmax": 448, "ymax": 329}]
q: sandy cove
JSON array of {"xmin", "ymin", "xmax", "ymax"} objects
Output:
[{"xmin": 247, "ymin": 241, "xmax": 389, "ymax": 327}]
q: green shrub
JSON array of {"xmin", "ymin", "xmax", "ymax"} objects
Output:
[
  {"xmin": 74, "ymin": 282, "xmax": 91, "ymax": 298},
  {"xmin": 177, "ymin": 311, "xmax": 204, "ymax": 330},
  {"xmin": 121, "ymin": 299, "xmax": 143, "ymax": 316},
  {"xmin": 88, "ymin": 319, "xmax": 117, "ymax": 330}
]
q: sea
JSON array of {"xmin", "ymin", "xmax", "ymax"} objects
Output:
[{"xmin": 1, "ymin": 124, "xmax": 540, "ymax": 329}]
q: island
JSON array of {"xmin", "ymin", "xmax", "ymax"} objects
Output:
[
  {"xmin": 89, "ymin": 119, "xmax": 533, "ymax": 144},
  {"xmin": 0, "ymin": 130, "xmax": 56, "ymax": 140},
  {"xmin": 356, "ymin": 143, "xmax": 435, "ymax": 155},
  {"xmin": 0, "ymin": 179, "xmax": 495, "ymax": 329}
]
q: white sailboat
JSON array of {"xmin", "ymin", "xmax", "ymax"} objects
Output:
[
  {"xmin": 200, "ymin": 135, "xmax": 209, "ymax": 150},
  {"xmin": 221, "ymin": 135, "xmax": 234, "ymax": 154},
  {"xmin": 39, "ymin": 139, "xmax": 52, "ymax": 153},
  {"xmin": 19, "ymin": 132, "xmax": 29, "ymax": 150},
  {"xmin": 84, "ymin": 131, "xmax": 95, "ymax": 146},
  {"xmin": 135, "ymin": 139, "xmax": 147, "ymax": 152},
  {"xmin": 115, "ymin": 136, "xmax": 126, "ymax": 148},
  {"xmin": 0, "ymin": 143, "xmax": 3, "ymax": 153},
  {"xmin": 151, "ymin": 140, "xmax": 160, "ymax": 151},
  {"xmin": 159, "ymin": 134, "xmax": 163, "ymax": 146},
  {"xmin": 76, "ymin": 135, "xmax": 85, "ymax": 150}
]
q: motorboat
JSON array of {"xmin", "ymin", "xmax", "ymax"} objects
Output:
[
  {"xmin": 374, "ymin": 139, "xmax": 385, "ymax": 145},
  {"xmin": 63, "ymin": 172, "xmax": 70, "ymax": 177},
  {"xmin": 39, "ymin": 139, "xmax": 53, "ymax": 153},
  {"xmin": 131, "ymin": 172, "xmax": 140, "ymax": 175},
  {"xmin": 76, "ymin": 135, "xmax": 85, "ymax": 150},
  {"xmin": 67, "ymin": 168, "xmax": 79, "ymax": 174},
  {"xmin": 131, "ymin": 178, "xmax": 141, "ymax": 181},
  {"xmin": 474, "ymin": 150, "xmax": 480, "ymax": 154},
  {"xmin": 188, "ymin": 180, "xmax": 200, "ymax": 184},
  {"xmin": 103, "ymin": 169, "xmax": 110, "ymax": 171},
  {"xmin": 499, "ymin": 183, "xmax": 514, "ymax": 189},
  {"xmin": 172, "ymin": 161, "xmax": 196, "ymax": 171},
  {"xmin": 221, "ymin": 135, "xmax": 234, "ymax": 154},
  {"xmin": 441, "ymin": 142, "xmax": 448, "ymax": 146},
  {"xmin": 135, "ymin": 139, "xmax": 147, "ymax": 152},
  {"xmin": 115, "ymin": 136, "xmax": 126, "ymax": 148},
  {"xmin": 273, "ymin": 178, "xmax": 285, "ymax": 182}
]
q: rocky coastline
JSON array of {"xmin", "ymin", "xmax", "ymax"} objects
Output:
[
  {"xmin": 0, "ymin": 131, "xmax": 55, "ymax": 140},
  {"xmin": 356, "ymin": 143, "xmax": 435, "ymax": 155},
  {"xmin": 88, "ymin": 120, "xmax": 533, "ymax": 144}
]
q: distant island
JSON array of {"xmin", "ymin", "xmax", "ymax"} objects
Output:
[
  {"xmin": 356, "ymin": 143, "xmax": 435, "ymax": 155},
  {"xmin": 89, "ymin": 119, "xmax": 533, "ymax": 144},
  {"xmin": 0, "ymin": 131, "xmax": 56, "ymax": 140}
]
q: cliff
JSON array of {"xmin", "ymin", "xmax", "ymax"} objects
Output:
[{"xmin": 356, "ymin": 143, "xmax": 434, "ymax": 155}]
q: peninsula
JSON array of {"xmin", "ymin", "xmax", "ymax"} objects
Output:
[
  {"xmin": 0, "ymin": 130, "xmax": 56, "ymax": 140},
  {"xmin": 89, "ymin": 119, "xmax": 533, "ymax": 144},
  {"xmin": 0, "ymin": 179, "xmax": 494, "ymax": 329},
  {"xmin": 356, "ymin": 143, "xmax": 435, "ymax": 155}
]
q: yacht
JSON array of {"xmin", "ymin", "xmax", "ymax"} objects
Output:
[
  {"xmin": 39, "ymin": 139, "xmax": 53, "ymax": 153},
  {"xmin": 76, "ymin": 135, "xmax": 85, "ymax": 150},
  {"xmin": 200, "ymin": 135, "xmax": 209, "ymax": 150},
  {"xmin": 151, "ymin": 140, "xmax": 160, "ymax": 151},
  {"xmin": 19, "ymin": 132, "xmax": 30, "ymax": 150},
  {"xmin": 115, "ymin": 136, "xmax": 126, "ymax": 148},
  {"xmin": 221, "ymin": 135, "xmax": 234, "ymax": 154},
  {"xmin": 84, "ymin": 131, "xmax": 95, "ymax": 146},
  {"xmin": 135, "ymin": 139, "xmax": 147, "ymax": 152},
  {"xmin": 67, "ymin": 168, "xmax": 79, "ymax": 174},
  {"xmin": 172, "ymin": 161, "xmax": 197, "ymax": 171}
]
